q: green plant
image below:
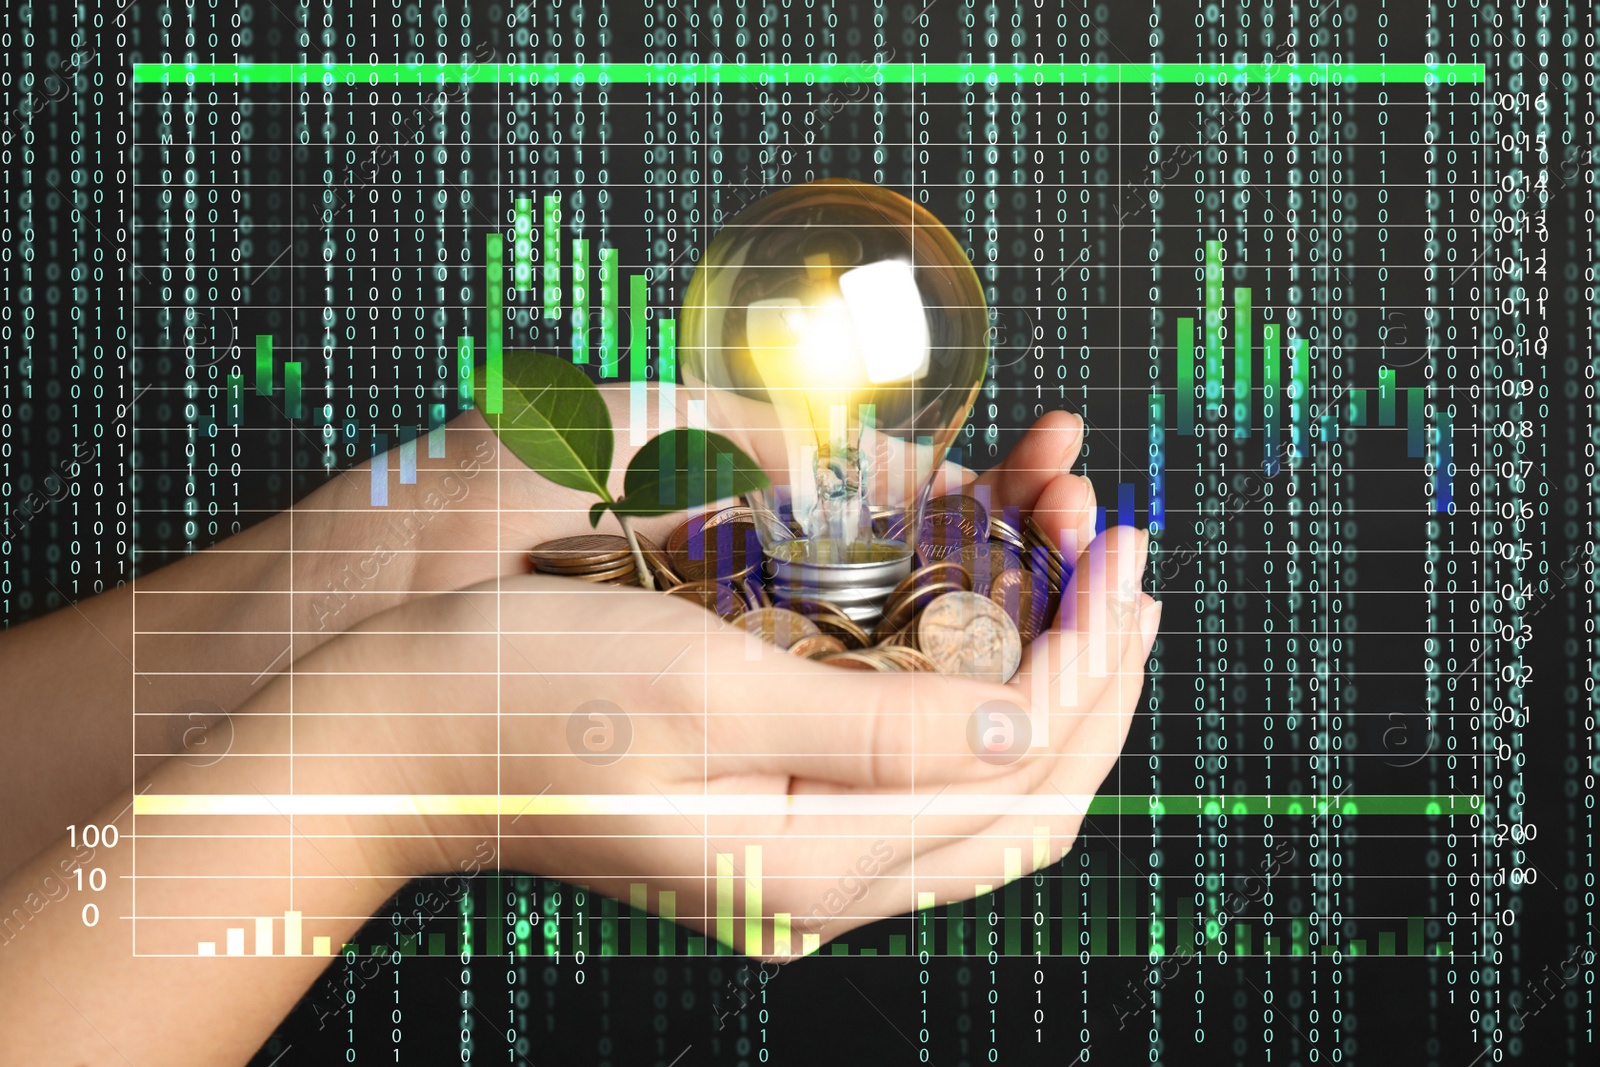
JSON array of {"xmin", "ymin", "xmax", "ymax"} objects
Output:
[{"xmin": 481, "ymin": 350, "xmax": 770, "ymax": 589}]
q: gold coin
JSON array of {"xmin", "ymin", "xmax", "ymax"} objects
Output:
[{"xmin": 917, "ymin": 591, "xmax": 1022, "ymax": 683}]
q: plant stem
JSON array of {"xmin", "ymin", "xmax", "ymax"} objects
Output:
[{"xmin": 616, "ymin": 513, "xmax": 657, "ymax": 591}]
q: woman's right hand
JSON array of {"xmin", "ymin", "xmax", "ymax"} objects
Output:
[{"xmin": 278, "ymin": 522, "xmax": 1157, "ymax": 958}]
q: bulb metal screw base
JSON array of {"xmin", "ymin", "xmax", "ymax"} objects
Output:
[{"xmin": 764, "ymin": 539, "xmax": 914, "ymax": 626}]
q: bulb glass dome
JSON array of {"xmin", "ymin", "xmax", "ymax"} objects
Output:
[{"xmin": 679, "ymin": 179, "xmax": 989, "ymax": 613}]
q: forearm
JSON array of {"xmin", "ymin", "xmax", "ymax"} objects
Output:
[
  {"xmin": 0, "ymin": 425, "xmax": 503, "ymax": 875},
  {"xmin": 0, "ymin": 742, "xmax": 406, "ymax": 1067}
]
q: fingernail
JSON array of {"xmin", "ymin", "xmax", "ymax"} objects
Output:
[
  {"xmin": 1061, "ymin": 414, "xmax": 1085, "ymax": 471},
  {"xmin": 1139, "ymin": 599, "xmax": 1163, "ymax": 653}
]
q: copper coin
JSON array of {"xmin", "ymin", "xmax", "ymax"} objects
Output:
[
  {"xmin": 878, "ymin": 579, "xmax": 966, "ymax": 642},
  {"xmin": 734, "ymin": 607, "xmax": 820, "ymax": 650},
  {"xmin": 575, "ymin": 560, "xmax": 640, "ymax": 584},
  {"xmin": 635, "ymin": 532, "xmax": 681, "ymax": 586},
  {"xmin": 789, "ymin": 633, "xmax": 848, "ymax": 659},
  {"xmin": 782, "ymin": 595, "xmax": 873, "ymax": 649},
  {"xmin": 917, "ymin": 591, "xmax": 1022, "ymax": 683},
  {"xmin": 955, "ymin": 542, "xmax": 1021, "ymax": 597},
  {"xmin": 663, "ymin": 579, "xmax": 748, "ymax": 620},
  {"xmin": 819, "ymin": 651, "xmax": 883, "ymax": 671},
  {"xmin": 673, "ymin": 519, "xmax": 762, "ymax": 582},
  {"xmin": 529, "ymin": 534, "xmax": 633, "ymax": 572},
  {"xmin": 989, "ymin": 567, "xmax": 1054, "ymax": 644},
  {"xmin": 989, "ymin": 516, "xmax": 1027, "ymax": 554},
  {"xmin": 884, "ymin": 560, "xmax": 973, "ymax": 611}
]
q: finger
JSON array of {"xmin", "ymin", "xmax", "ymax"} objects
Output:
[
  {"xmin": 1025, "ymin": 472, "xmax": 1098, "ymax": 574},
  {"xmin": 928, "ymin": 409, "xmax": 1084, "ymax": 505},
  {"xmin": 702, "ymin": 643, "xmax": 1022, "ymax": 788},
  {"xmin": 861, "ymin": 609, "xmax": 1159, "ymax": 911},
  {"xmin": 971, "ymin": 409, "xmax": 1084, "ymax": 508},
  {"xmin": 1010, "ymin": 525, "xmax": 1149, "ymax": 732}
]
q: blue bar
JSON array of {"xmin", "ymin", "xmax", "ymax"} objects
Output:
[
  {"xmin": 428, "ymin": 404, "xmax": 446, "ymax": 458},
  {"xmin": 1095, "ymin": 506, "xmax": 1107, "ymax": 536},
  {"xmin": 371, "ymin": 435, "xmax": 388, "ymax": 506},
  {"xmin": 1407, "ymin": 388, "xmax": 1425, "ymax": 458},
  {"xmin": 1117, "ymin": 483, "xmax": 1134, "ymax": 529},
  {"xmin": 399, "ymin": 434, "xmax": 417, "ymax": 484},
  {"xmin": 1149, "ymin": 393, "xmax": 1165, "ymax": 535}
]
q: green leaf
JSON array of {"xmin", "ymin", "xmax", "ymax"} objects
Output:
[
  {"xmin": 480, "ymin": 350, "xmax": 614, "ymax": 499},
  {"xmin": 593, "ymin": 429, "xmax": 770, "ymax": 523}
]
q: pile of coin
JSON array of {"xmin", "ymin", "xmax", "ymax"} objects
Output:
[{"xmin": 527, "ymin": 495, "xmax": 1072, "ymax": 684}]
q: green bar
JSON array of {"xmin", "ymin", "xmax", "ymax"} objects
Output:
[
  {"xmin": 630, "ymin": 884, "xmax": 647, "ymax": 956},
  {"xmin": 1263, "ymin": 934, "xmax": 1278, "ymax": 956},
  {"xmin": 1407, "ymin": 388, "xmax": 1425, "ymax": 457},
  {"xmin": 659, "ymin": 317, "xmax": 677, "ymax": 432},
  {"xmin": 1292, "ymin": 338, "xmax": 1310, "ymax": 464},
  {"xmin": 485, "ymin": 234, "xmax": 504, "ymax": 414},
  {"xmin": 629, "ymin": 273, "xmax": 649, "ymax": 440},
  {"xmin": 284, "ymin": 361, "xmax": 302, "ymax": 419},
  {"xmin": 571, "ymin": 239, "xmax": 590, "ymax": 363},
  {"xmin": 658, "ymin": 892, "xmax": 677, "ymax": 956},
  {"xmin": 1436, "ymin": 942, "xmax": 1453, "ymax": 956},
  {"xmin": 1350, "ymin": 387, "xmax": 1367, "ymax": 426},
  {"xmin": 715, "ymin": 853, "xmax": 734, "ymax": 954},
  {"xmin": 830, "ymin": 943, "xmax": 849, "ymax": 956},
  {"xmin": 457, "ymin": 337, "xmax": 474, "ymax": 409},
  {"xmin": 513, "ymin": 197, "xmax": 534, "ymax": 292},
  {"xmin": 1292, "ymin": 918, "xmax": 1308, "ymax": 956},
  {"xmin": 226, "ymin": 372, "xmax": 243, "ymax": 426},
  {"xmin": 543, "ymin": 194, "xmax": 562, "ymax": 319},
  {"xmin": 1237, "ymin": 923, "xmax": 1252, "ymax": 957},
  {"xmin": 888, "ymin": 934, "xmax": 907, "ymax": 956},
  {"xmin": 399, "ymin": 934, "xmax": 418, "ymax": 956},
  {"xmin": 1177, "ymin": 316, "xmax": 1195, "ymax": 435},
  {"xmin": 1063, "ymin": 893, "xmax": 1079, "ymax": 956},
  {"xmin": 1377, "ymin": 365, "xmax": 1396, "ymax": 425},
  {"xmin": 744, "ymin": 845, "xmax": 762, "ymax": 958},
  {"xmin": 1204, "ymin": 242, "xmax": 1223, "ymax": 418},
  {"xmin": 427, "ymin": 933, "xmax": 446, "ymax": 956},
  {"xmin": 1149, "ymin": 885, "xmax": 1164, "ymax": 956},
  {"xmin": 1118, "ymin": 863, "xmax": 1136, "ymax": 956},
  {"xmin": 1408, "ymin": 916, "xmax": 1423, "ymax": 955},
  {"xmin": 1262, "ymin": 323, "xmax": 1281, "ymax": 472},
  {"xmin": 599, "ymin": 247, "xmax": 619, "ymax": 378},
  {"xmin": 136, "ymin": 61, "xmax": 1484, "ymax": 86},
  {"xmin": 949, "ymin": 898, "xmax": 965, "ymax": 955},
  {"xmin": 686, "ymin": 935, "xmax": 704, "ymax": 956},
  {"xmin": 1377, "ymin": 932, "xmax": 1395, "ymax": 955},
  {"xmin": 1349, "ymin": 939, "xmax": 1365, "ymax": 956},
  {"xmin": 254, "ymin": 335, "xmax": 272, "ymax": 396},
  {"xmin": 1233, "ymin": 288, "xmax": 1251, "ymax": 436},
  {"xmin": 858, "ymin": 947, "xmax": 877, "ymax": 956}
]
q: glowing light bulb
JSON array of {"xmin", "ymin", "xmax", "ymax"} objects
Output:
[{"xmin": 679, "ymin": 179, "xmax": 990, "ymax": 622}]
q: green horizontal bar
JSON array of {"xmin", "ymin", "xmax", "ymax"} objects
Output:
[
  {"xmin": 134, "ymin": 60, "xmax": 1484, "ymax": 87},
  {"xmin": 1109, "ymin": 794, "xmax": 1481, "ymax": 816}
]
